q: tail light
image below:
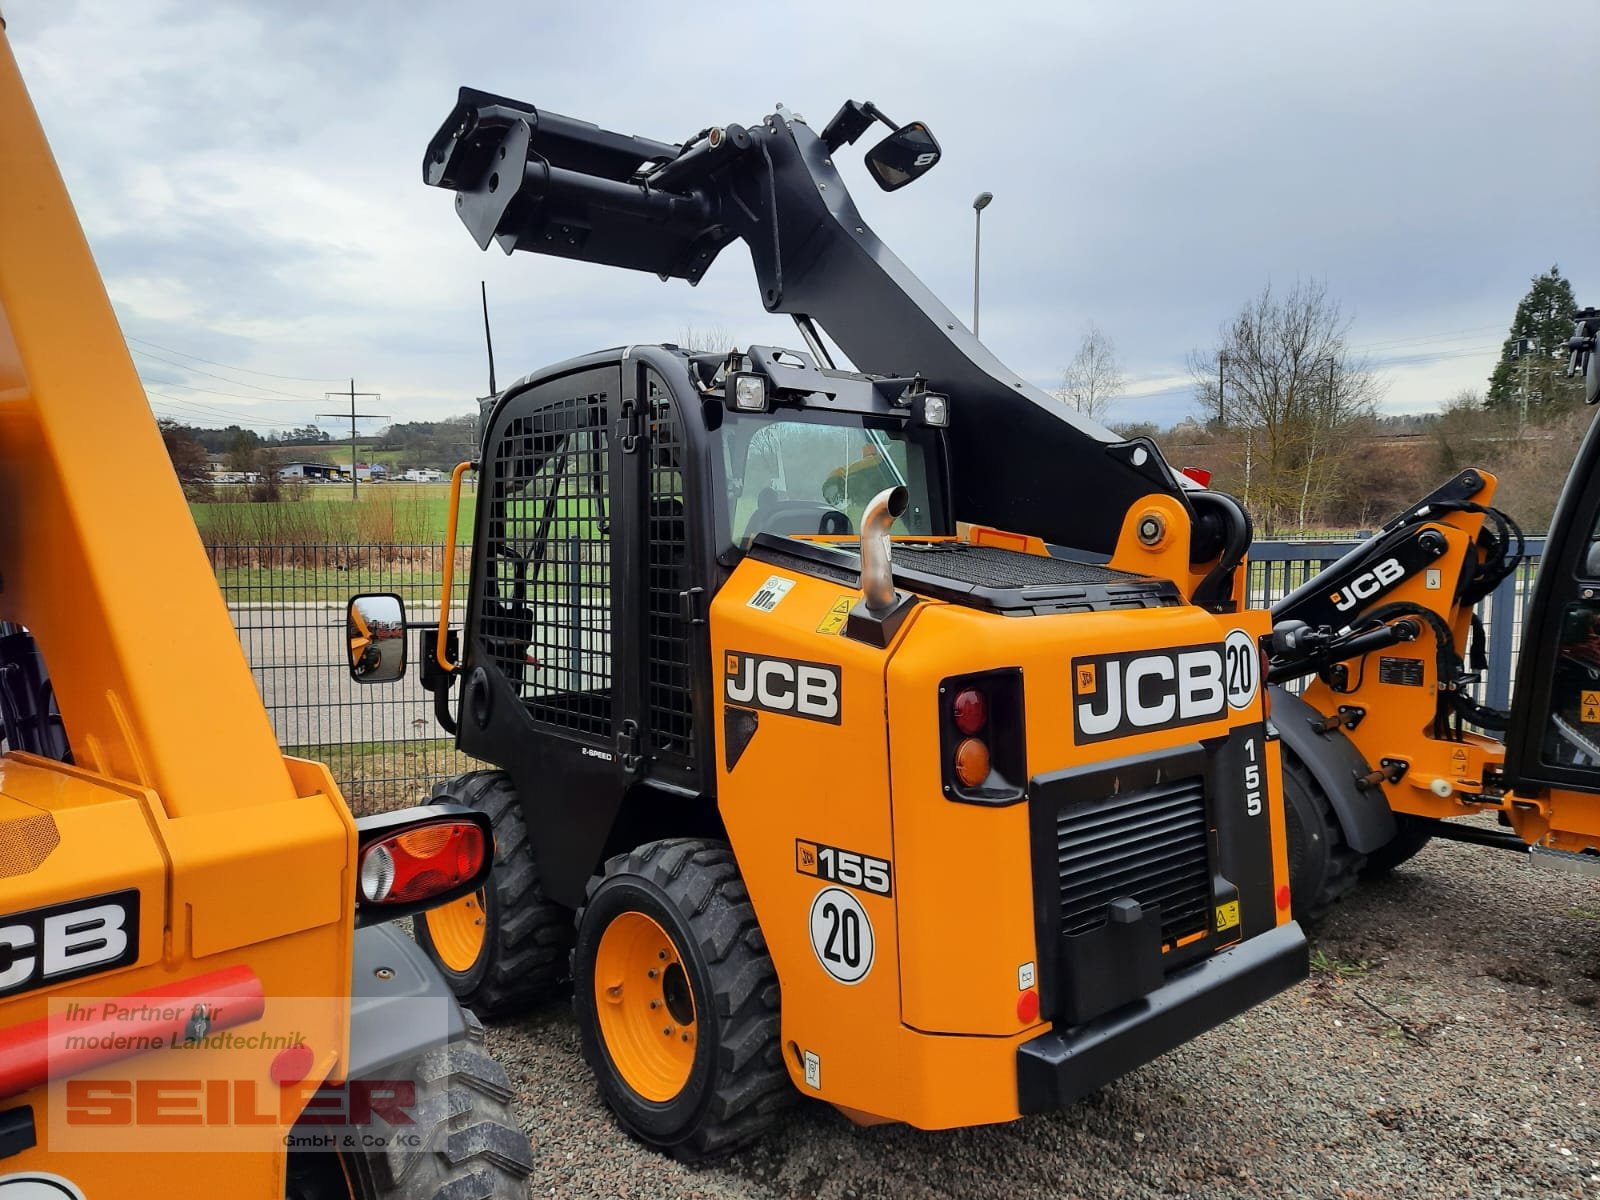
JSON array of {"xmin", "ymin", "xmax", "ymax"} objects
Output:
[
  {"xmin": 940, "ymin": 669, "xmax": 1026, "ymax": 805},
  {"xmin": 353, "ymin": 804, "xmax": 494, "ymax": 927}
]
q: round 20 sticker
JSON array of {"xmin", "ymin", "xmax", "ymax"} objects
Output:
[
  {"xmin": 808, "ymin": 887, "xmax": 874, "ymax": 984},
  {"xmin": 1224, "ymin": 628, "xmax": 1260, "ymax": 711}
]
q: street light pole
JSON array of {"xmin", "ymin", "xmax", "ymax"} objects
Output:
[{"xmin": 972, "ymin": 191, "xmax": 993, "ymax": 337}]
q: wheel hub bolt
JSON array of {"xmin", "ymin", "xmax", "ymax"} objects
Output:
[
  {"xmin": 663, "ymin": 1027, "xmax": 674, "ymax": 1036},
  {"xmin": 647, "ymin": 968, "xmax": 658, "ymax": 979},
  {"xmin": 658, "ymin": 950, "xmax": 668, "ymax": 960},
  {"xmin": 649, "ymin": 999, "xmax": 659, "ymax": 1009}
]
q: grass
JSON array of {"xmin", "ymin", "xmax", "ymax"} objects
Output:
[
  {"xmin": 288, "ymin": 740, "xmax": 482, "ymax": 816},
  {"xmin": 191, "ymin": 483, "xmax": 476, "ymax": 544},
  {"xmin": 1309, "ymin": 947, "xmax": 1372, "ymax": 978}
]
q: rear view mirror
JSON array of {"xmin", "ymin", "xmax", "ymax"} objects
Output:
[
  {"xmin": 347, "ymin": 592, "xmax": 407, "ymax": 683},
  {"xmin": 864, "ymin": 122, "xmax": 941, "ymax": 191}
]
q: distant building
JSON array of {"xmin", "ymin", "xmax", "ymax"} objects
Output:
[{"xmin": 278, "ymin": 461, "xmax": 342, "ymax": 482}]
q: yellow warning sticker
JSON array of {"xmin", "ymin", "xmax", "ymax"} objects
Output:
[
  {"xmin": 816, "ymin": 595, "xmax": 854, "ymax": 635},
  {"xmin": 1076, "ymin": 664, "xmax": 1097, "ymax": 694},
  {"xmin": 1584, "ymin": 691, "xmax": 1600, "ymax": 723},
  {"xmin": 1214, "ymin": 900, "xmax": 1240, "ymax": 933}
]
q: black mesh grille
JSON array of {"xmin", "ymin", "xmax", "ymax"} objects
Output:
[
  {"xmin": 482, "ymin": 394, "xmax": 613, "ymax": 738},
  {"xmin": 645, "ymin": 377, "xmax": 694, "ymax": 763},
  {"xmin": 1056, "ymin": 777, "xmax": 1211, "ymax": 943},
  {"xmin": 871, "ymin": 543, "xmax": 1141, "ymax": 588}
]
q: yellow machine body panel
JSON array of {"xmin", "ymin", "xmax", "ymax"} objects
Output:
[{"xmin": 712, "ymin": 539, "xmax": 1294, "ymax": 1129}]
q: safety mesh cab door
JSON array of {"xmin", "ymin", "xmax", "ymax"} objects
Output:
[{"xmin": 470, "ymin": 368, "xmax": 628, "ymax": 780}]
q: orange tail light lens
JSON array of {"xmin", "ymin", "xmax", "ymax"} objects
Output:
[{"xmin": 953, "ymin": 737, "xmax": 991, "ymax": 788}]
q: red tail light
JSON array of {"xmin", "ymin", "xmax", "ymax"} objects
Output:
[
  {"xmin": 940, "ymin": 670, "xmax": 1026, "ymax": 805},
  {"xmin": 353, "ymin": 804, "xmax": 494, "ymax": 926},
  {"xmin": 1181, "ymin": 466, "xmax": 1212, "ymax": 487},
  {"xmin": 952, "ymin": 688, "xmax": 987, "ymax": 735},
  {"xmin": 360, "ymin": 820, "xmax": 486, "ymax": 904}
]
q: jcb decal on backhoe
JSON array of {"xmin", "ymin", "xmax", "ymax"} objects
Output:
[
  {"xmin": 724, "ymin": 652, "xmax": 841, "ymax": 724},
  {"xmin": 1072, "ymin": 644, "xmax": 1228, "ymax": 743},
  {"xmin": 1329, "ymin": 556, "xmax": 1404, "ymax": 613},
  {"xmin": 0, "ymin": 889, "xmax": 139, "ymax": 999}
]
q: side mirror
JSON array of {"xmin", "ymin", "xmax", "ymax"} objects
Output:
[
  {"xmin": 347, "ymin": 592, "xmax": 407, "ymax": 683},
  {"xmin": 864, "ymin": 121, "xmax": 941, "ymax": 192}
]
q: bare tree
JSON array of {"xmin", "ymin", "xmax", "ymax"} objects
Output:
[
  {"xmin": 1188, "ymin": 280, "xmax": 1381, "ymax": 535},
  {"xmin": 676, "ymin": 323, "xmax": 738, "ymax": 354},
  {"xmin": 1057, "ymin": 323, "xmax": 1125, "ymax": 422}
]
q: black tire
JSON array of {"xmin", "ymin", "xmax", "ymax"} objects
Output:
[
  {"xmin": 572, "ymin": 838, "xmax": 792, "ymax": 1162},
  {"xmin": 285, "ymin": 1011, "xmax": 533, "ymax": 1200},
  {"xmin": 414, "ymin": 769, "xmax": 574, "ymax": 1017},
  {"xmin": 1281, "ymin": 749, "xmax": 1366, "ymax": 921},
  {"xmin": 1359, "ymin": 813, "xmax": 1434, "ymax": 878}
]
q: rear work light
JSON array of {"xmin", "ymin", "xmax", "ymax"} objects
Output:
[
  {"xmin": 352, "ymin": 804, "xmax": 494, "ymax": 927},
  {"xmin": 939, "ymin": 669, "xmax": 1026, "ymax": 806}
]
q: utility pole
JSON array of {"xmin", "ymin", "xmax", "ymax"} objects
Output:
[
  {"xmin": 1509, "ymin": 332, "xmax": 1539, "ymax": 433},
  {"xmin": 318, "ymin": 380, "xmax": 387, "ymax": 502},
  {"xmin": 972, "ymin": 191, "xmax": 993, "ymax": 337}
]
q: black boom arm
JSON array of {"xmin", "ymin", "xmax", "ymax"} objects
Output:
[{"xmin": 422, "ymin": 88, "xmax": 1201, "ymax": 557}]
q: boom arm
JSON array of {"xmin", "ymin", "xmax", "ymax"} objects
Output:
[{"xmin": 422, "ymin": 88, "xmax": 1201, "ymax": 558}]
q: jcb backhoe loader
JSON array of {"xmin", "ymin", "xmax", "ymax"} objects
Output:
[
  {"xmin": 350, "ymin": 89, "xmax": 1308, "ymax": 1159},
  {"xmin": 0, "ymin": 21, "xmax": 531, "ymax": 1199},
  {"xmin": 1264, "ymin": 310, "xmax": 1600, "ymax": 916}
]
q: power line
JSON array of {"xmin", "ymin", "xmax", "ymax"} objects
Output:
[
  {"xmin": 129, "ymin": 347, "xmax": 322, "ymax": 401},
  {"xmin": 142, "ymin": 387, "xmax": 301, "ymax": 428},
  {"xmin": 136, "ymin": 373, "xmax": 322, "ymax": 404},
  {"xmin": 124, "ymin": 334, "xmax": 347, "ymax": 384}
]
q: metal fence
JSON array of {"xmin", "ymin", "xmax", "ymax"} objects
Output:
[
  {"xmin": 209, "ymin": 543, "xmax": 478, "ymax": 813},
  {"xmin": 212, "ymin": 538, "xmax": 1547, "ymax": 807},
  {"xmin": 1245, "ymin": 538, "xmax": 1545, "ymax": 710}
]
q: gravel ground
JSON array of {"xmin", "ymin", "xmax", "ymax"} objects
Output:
[{"xmin": 482, "ymin": 835, "xmax": 1599, "ymax": 1200}]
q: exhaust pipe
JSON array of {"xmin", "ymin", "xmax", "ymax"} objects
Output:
[{"xmin": 861, "ymin": 486, "xmax": 908, "ymax": 615}]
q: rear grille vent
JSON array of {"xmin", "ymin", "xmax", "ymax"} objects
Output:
[{"xmin": 1056, "ymin": 777, "xmax": 1211, "ymax": 944}]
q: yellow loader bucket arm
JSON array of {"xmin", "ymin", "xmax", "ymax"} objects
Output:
[{"xmin": 0, "ymin": 28, "xmax": 293, "ymax": 816}]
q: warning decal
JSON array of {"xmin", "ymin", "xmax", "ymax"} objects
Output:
[
  {"xmin": 1583, "ymin": 690, "xmax": 1600, "ymax": 723},
  {"xmin": 816, "ymin": 595, "xmax": 854, "ymax": 635}
]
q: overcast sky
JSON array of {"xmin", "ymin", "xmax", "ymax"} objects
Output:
[{"xmin": 9, "ymin": 0, "xmax": 1596, "ymax": 436}]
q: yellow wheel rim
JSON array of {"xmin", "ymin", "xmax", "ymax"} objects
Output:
[
  {"xmin": 425, "ymin": 889, "xmax": 488, "ymax": 974},
  {"xmin": 593, "ymin": 911, "xmax": 697, "ymax": 1102}
]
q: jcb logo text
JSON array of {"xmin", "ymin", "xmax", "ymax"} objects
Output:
[
  {"xmin": 1330, "ymin": 557, "xmax": 1404, "ymax": 613},
  {"xmin": 725, "ymin": 652, "xmax": 841, "ymax": 724},
  {"xmin": 1072, "ymin": 645, "xmax": 1227, "ymax": 743}
]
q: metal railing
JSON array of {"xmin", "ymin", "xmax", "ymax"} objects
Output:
[
  {"xmin": 1246, "ymin": 538, "xmax": 1545, "ymax": 710},
  {"xmin": 211, "ymin": 538, "xmax": 1546, "ymax": 807},
  {"xmin": 208, "ymin": 543, "xmax": 478, "ymax": 813}
]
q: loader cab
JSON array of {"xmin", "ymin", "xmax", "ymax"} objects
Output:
[
  {"xmin": 1505, "ymin": 403, "xmax": 1600, "ymax": 793},
  {"xmin": 458, "ymin": 344, "xmax": 951, "ymax": 901}
]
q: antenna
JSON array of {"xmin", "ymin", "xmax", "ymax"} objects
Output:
[{"xmin": 481, "ymin": 280, "xmax": 498, "ymax": 396}]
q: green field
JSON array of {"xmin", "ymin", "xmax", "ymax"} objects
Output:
[{"xmin": 191, "ymin": 481, "xmax": 476, "ymax": 544}]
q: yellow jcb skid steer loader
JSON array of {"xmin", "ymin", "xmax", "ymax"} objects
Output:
[{"xmin": 350, "ymin": 89, "xmax": 1309, "ymax": 1159}]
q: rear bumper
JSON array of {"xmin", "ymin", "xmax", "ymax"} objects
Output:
[{"xmin": 1016, "ymin": 920, "xmax": 1307, "ymax": 1114}]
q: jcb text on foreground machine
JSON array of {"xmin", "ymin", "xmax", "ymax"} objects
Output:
[
  {"xmin": 0, "ymin": 23, "xmax": 532, "ymax": 1200},
  {"xmin": 1265, "ymin": 310, "xmax": 1600, "ymax": 917},
  {"xmin": 350, "ymin": 89, "xmax": 1308, "ymax": 1159}
]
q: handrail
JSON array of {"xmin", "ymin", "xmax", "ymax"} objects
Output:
[{"xmin": 436, "ymin": 460, "xmax": 475, "ymax": 673}]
